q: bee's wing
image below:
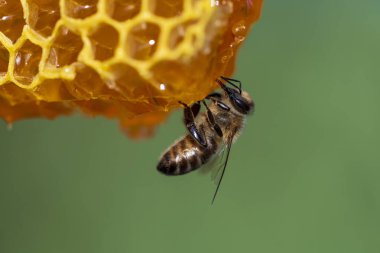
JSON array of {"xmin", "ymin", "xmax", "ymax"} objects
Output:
[
  {"xmin": 210, "ymin": 146, "xmax": 227, "ymax": 183},
  {"xmin": 210, "ymin": 132, "xmax": 236, "ymax": 204},
  {"xmin": 198, "ymin": 146, "xmax": 226, "ymax": 176}
]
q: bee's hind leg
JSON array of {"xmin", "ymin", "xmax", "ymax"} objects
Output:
[{"xmin": 178, "ymin": 101, "xmax": 207, "ymax": 148}]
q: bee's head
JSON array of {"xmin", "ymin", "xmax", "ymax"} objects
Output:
[
  {"xmin": 220, "ymin": 85, "xmax": 254, "ymax": 115},
  {"xmin": 239, "ymin": 90, "xmax": 254, "ymax": 114}
]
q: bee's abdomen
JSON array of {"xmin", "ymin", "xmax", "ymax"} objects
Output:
[{"xmin": 157, "ymin": 135, "xmax": 218, "ymax": 176}]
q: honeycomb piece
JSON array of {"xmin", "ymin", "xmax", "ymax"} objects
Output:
[
  {"xmin": 14, "ymin": 40, "xmax": 42, "ymax": 85},
  {"xmin": 0, "ymin": 0, "xmax": 25, "ymax": 43},
  {"xmin": 106, "ymin": 0, "xmax": 141, "ymax": 21},
  {"xmin": 88, "ymin": 23, "xmax": 119, "ymax": 61},
  {"xmin": 27, "ymin": 0, "xmax": 60, "ymax": 37},
  {"xmin": 0, "ymin": 0, "xmax": 263, "ymax": 138},
  {"xmin": 150, "ymin": 0, "xmax": 183, "ymax": 18},
  {"xmin": 64, "ymin": 0, "xmax": 98, "ymax": 19},
  {"xmin": 126, "ymin": 22, "xmax": 161, "ymax": 61},
  {"xmin": 0, "ymin": 43, "xmax": 9, "ymax": 77},
  {"xmin": 46, "ymin": 26, "xmax": 84, "ymax": 68}
]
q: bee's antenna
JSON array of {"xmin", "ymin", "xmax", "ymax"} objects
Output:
[{"xmin": 211, "ymin": 134, "xmax": 233, "ymax": 204}]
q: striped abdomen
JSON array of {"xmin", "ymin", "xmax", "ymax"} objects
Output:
[{"xmin": 157, "ymin": 135, "xmax": 219, "ymax": 176}]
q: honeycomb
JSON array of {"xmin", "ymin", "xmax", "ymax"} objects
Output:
[{"xmin": 0, "ymin": 0, "xmax": 263, "ymax": 138}]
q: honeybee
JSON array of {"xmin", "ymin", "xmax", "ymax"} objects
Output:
[{"xmin": 157, "ymin": 76, "xmax": 255, "ymax": 203}]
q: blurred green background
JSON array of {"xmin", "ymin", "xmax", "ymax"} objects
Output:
[{"xmin": 1, "ymin": 1, "xmax": 380, "ymax": 252}]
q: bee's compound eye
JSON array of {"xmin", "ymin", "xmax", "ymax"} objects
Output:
[
  {"xmin": 216, "ymin": 101, "xmax": 230, "ymax": 111},
  {"xmin": 231, "ymin": 95, "xmax": 252, "ymax": 114}
]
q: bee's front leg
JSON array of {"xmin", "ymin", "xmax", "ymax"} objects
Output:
[
  {"xmin": 202, "ymin": 101, "xmax": 223, "ymax": 137},
  {"xmin": 220, "ymin": 76, "xmax": 242, "ymax": 94}
]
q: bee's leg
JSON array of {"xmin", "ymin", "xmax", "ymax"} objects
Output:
[
  {"xmin": 220, "ymin": 76, "xmax": 242, "ymax": 94},
  {"xmin": 179, "ymin": 101, "xmax": 201, "ymax": 117},
  {"xmin": 205, "ymin": 94, "xmax": 230, "ymax": 112},
  {"xmin": 202, "ymin": 101, "xmax": 223, "ymax": 137},
  {"xmin": 190, "ymin": 101, "xmax": 201, "ymax": 118},
  {"xmin": 179, "ymin": 101, "xmax": 207, "ymax": 148},
  {"xmin": 206, "ymin": 92, "xmax": 222, "ymax": 99}
]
